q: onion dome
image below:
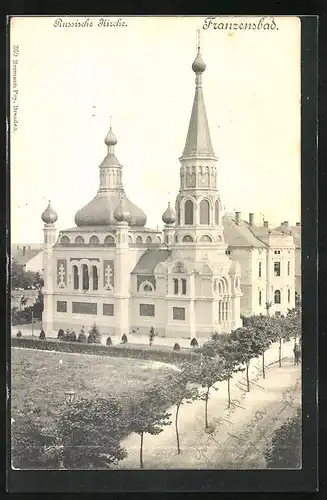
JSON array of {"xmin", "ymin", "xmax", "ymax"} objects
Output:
[
  {"xmin": 162, "ymin": 202, "xmax": 176, "ymax": 225},
  {"xmin": 104, "ymin": 127, "xmax": 117, "ymax": 147},
  {"xmin": 41, "ymin": 201, "xmax": 58, "ymax": 224},
  {"xmin": 74, "ymin": 122, "xmax": 147, "ymax": 228},
  {"xmin": 74, "ymin": 193, "xmax": 147, "ymax": 227},
  {"xmin": 192, "ymin": 48, "xmax": 206, "ymax": 73},
  {"xmin": 114, "ymin": 195, "xmax": 130, "ymax": 223}
]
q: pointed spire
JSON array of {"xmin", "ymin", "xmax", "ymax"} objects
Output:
[{"xmin": 181, "ymin": 34, "xmax": 215, "ymax": 159}]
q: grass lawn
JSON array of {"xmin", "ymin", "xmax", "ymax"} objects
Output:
[{"xmin": 11, "ymin": 347, "xmax": 177, "ymax": 424}]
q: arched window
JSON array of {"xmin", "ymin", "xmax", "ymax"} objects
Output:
[
  {"xmin": 73, "ymin": 265, "xmax": 79, "ymax": 290},
  {"xmin": 218, "ymin": 281, "xmax": 223, "ymax": 295},
  {"xmin": 288, "ymin": 289, "xmax": 291, "ymax": 303},
  {"xmin": 199, "ymin": 235, "xmax": 212, "ymax": 242},
  {"xmin": 274, "ymin": 290, "xmax": 281, "ymax": 304},
  {"xmin": 176, "ymin": 201, "xmax": 181, "ymax": 225},
  {"xmin": 92, "ymin": 266, "xmax": 98, "ymax": 291},
  {"xmin": 146, "ymin": 236, "xmax": 152, "ymax": 244},
  {"xmin": 156, "ymin": 236, "xmax": 162, "ymax": 243},
  {"xmin": 181, "ymin": 278, "xmax": 187, "ymax": 295},
  {"xmin": 200, "ymin": 199, "xmax": 210, "ymax": 225},
  {"xmin": 128, "ymin": 235, "xmax": 133, "ymax": 244},
  {"xmin": 75, "ymin": 236, "xmax": 84, "ymax": 245},
  {"xmin": 182, "ymin": 235, "xmax": 194, "ymax": 243},
  {"xmin": 60, "ymin": 236, "xmax": 70, "ymax": 245},
  {"xmin": 184, "ymin": 200, "xmax": 194, "ymax": 225},
  {"xmin": 144, "ymin": 284, "xmax": 152, "ymax": 292},
  {"xmin": 175, "ymin": 234, "xmax": 178, "ymax": 242},
  {"xmin": 173, "ymin": 278, "xmax": 179, "ymax": 295},
  {"xmin": 82, "ymin": 264, "xmax": 89, "ymax": 290},
  {"xmin": 136, "ymin": 236, "xmax": 143, "ymax": 245},
  {"xmin": 215, "ymin": 200, "xmax": 219, "ymax": 225},
  {"xmin": 89, "ymin": 235, "xmax": 99, "ymax": 245},
  {"xmin": 104, "ymin": 235, "xmax": 115, "ymax": 246}
]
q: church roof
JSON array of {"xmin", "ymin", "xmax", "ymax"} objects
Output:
[
  {"xmin": 222, "ymin": 215, "xmax": 267, "ymax": 248},
  {"xmin": 181, "ymin": 47, "xmax": 215, "ymax": 159},
  {"xmin": 132, "ymin": 249, "xmax": 171, "ymax": 275}
]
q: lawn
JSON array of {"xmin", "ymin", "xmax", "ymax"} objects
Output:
[{"xmin": 11, "ymin": 347, "xmax": 178, "ymax": 424}]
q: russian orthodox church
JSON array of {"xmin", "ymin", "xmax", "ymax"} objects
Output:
[
  {"xmin": 41, "ymin": 40, "xmax": 296, "ymax": 338},
  {"xmin": 41, "ymin": 41, "xmax": 242, "ymax": 338}
]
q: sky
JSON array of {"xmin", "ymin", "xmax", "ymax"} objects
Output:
[{"xmin": 10, "ymin": 16, "xmax": 301, "ymax": 243}]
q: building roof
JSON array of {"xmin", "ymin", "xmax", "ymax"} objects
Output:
[
  {"xmin": 132, "ymin": 249, "xmax": 171, "ymax": 275},
  {"xmin": 59, "ymin": 226, "xmax": 161, "ymax": 234},
  {"xmin": 13, "ymin": 248, "xmax": 43, "ymax": 265},
  {"xmin": 274, "ymin": 224, "xmax": 301, "ymax": 248},
  {"xmin": 222, "ymin": 215, "xmax": 267, "ymax": 248}
]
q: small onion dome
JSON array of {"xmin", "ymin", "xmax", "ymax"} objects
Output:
[
  {"xmin": 114, "ymin": 195, "xmax": 130, "ymax": 223},
  {"xmin": 41, "ymin": 201, "xmax": 58, "ymax": 224},
  {"xmin": 192, "ymin": 49, "xmax": 206, "ymax": 73},
  {"xmin": 162, "ymin": 202, "xmax": 176, "ymax": 225},
  {"xmin": 104, "ymin": 127, "xmax": 117, "ymax": 147}
]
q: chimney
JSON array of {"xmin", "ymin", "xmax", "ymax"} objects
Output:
[
  {"xmin": 263, "ymin": 221, "xmax": 269, "ymax": 228},
  {"xmin": 23, "ymin": 246, "xmax": 26, "ymax": 256},
  {"xmin": 249, "ymin": 213, "xmax": 254, "ymax": 226},
  {"xmin": 296, "ymin": 222, "xmax": 301, "ymax": 227},
  {"xmin": 235, "ymin": 212, "xmax": 241, "ymax": 225},
  {"xmin": 283, "ymin": 221, "xmax": 289, "ymax": 227}
]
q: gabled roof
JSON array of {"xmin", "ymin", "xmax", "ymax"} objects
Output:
[
  {"xmin": 132, "ymin": 249, "xmax": 171, "ymax": 275},
  {"xmin": 222, "ymin": 215, "xmax": 267, "ymax": 248},
  {"xmin": 274, "ymin": 225, "xmax": 301, "ymax": 248},
  {"xmin": 13, "ymin": 249, "xmax": 43, "ymax": 265}
]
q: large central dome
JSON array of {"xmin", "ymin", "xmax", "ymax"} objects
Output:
[
  {"xmin": 74, "ymin": 191, "xmax": 147, "ymax": 227},
  {"xmin": 74, "ymin": 125, "xmax": 147, "ymax": 227}
]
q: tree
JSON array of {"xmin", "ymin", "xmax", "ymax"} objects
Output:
[
  {"xmin": 284, "ymin": 307, "xmax": 302, "ymax": 343},
  {"xmin": 88, "ymin": 323, "xmax": 101, "ymax": 344},
  {"xmin": 160, "ymin": 372, "xmax": 199, "ymax": 454},
  {"xmin": 215, "ymin": 339, "xmax": 245, "ymax": 408},
  {"xmin": 121, "ymin": 334, "xmax": 128, "ymax": 344},
  {"xmin": 32, "ymin": 289, "xmax": 44, "ymax": 319},
  {"xmin": 229, "ymin": 327, "xmax": 258, "ymax": 392},
  {"xmin": 183, "ymin": 355, "xmax": 226, "ymax": 429},
  {"xmin": 11, "ymin": 407, "xmax": 60, "ymax": 469},
  {"xmin": 57, "ymin": 396, "xmax": 127, "ymax": 469},
  {"xmin": 242, "ymin": 315, "xmax": 275, "ymax": 379},
  {"xmin": 127, "ymin": 387, "xmax": 171, "ymax": 469},
  {"xmin": 264, "ymin": 408, "xmax": 301, "ymax": 468}
]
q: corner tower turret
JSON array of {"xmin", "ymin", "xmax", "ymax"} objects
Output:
[{"xmin": 174, "ymin": 32, "xmax": 225, "ymax": 251}]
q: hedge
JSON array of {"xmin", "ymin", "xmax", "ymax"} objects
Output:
[{"xmin": 11, "ymin": 337, "xmax": 199, "ymax": 364}]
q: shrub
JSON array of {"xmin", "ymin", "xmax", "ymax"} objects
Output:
[
  {"xmin": 121, "ymin": 334, "xmax": 128, "ymax": 344},
  {"xmin": 264, "ymin": 408, "xmax": 301, "ymax": 468},
  {"xmin": 39, "ymin": 329, "xmax": 46, "ymax": 339},
  {"xmin": 173, "ymin": 343, "xmax": 180, "ymax": 351},
  {"xmin": 106, "ymin": 336, "xmax": 112, "ymax": 346},
  {"xmin": 190, "ymin": 337, "xmax": 198, "ymax": 348},
  {"xmin": 77, "ymin": 331, "xmax": 87, "ymax": 343},
  {"xmin": 57, "ymin": 329, "xmax": 65, "ymax": 340},
  {"xmin": 16, "ymin": 330, "xmax": 22, "ymax": 338},
  {"xmin": 64, "ymin": 330, "xmax": 76, "ymax": 342},
  {"xmin": 88, "ymin": 323, "xmax": 101, "ymax": 344}
]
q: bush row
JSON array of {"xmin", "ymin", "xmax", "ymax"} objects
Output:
[{"xmin": 11, "ymin": 336, "xmax": 199, "ymax": 364}]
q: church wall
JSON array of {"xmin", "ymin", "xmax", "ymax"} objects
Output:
[{"xmin": 130, "ymin": 295, "xmax": 166, "ymax": 336}]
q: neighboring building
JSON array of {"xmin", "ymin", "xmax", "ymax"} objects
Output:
[
  {"xmin": 41, "ymin": 42, "xmax": 242, "ymax": 338},
  {"xmin": 274, "ymin": 221, "xmax": 301, "ymax": 301},
  {"xmin": 223, "ymin": 213, "xmax": 296, "ymax": 317},
  {"xmin": 40, "ymin": 41, "xmax": 296, "ymax": 338},
  {"xmin": 12, "ymin": 245, "xmax": 43, "ymax": 274}
]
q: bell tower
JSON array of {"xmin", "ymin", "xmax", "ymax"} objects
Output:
[{"xmin": 174, "ymin": 32, "xmax": 226, "ymax": 253}]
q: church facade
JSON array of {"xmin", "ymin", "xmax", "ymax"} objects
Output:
[{"xmin": 41, "ymin": 42, "xmax": 295, "ymax": 339}]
